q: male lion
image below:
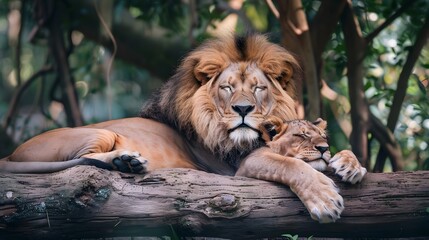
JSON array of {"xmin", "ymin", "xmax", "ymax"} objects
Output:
[{"xmin": 0, "ymin": 34, "xmax": 343, "ymax": 222}]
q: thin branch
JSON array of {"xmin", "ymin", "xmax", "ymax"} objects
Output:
[
  {"xmin": 39, "ymin": 57, "xmax": 63, "ymax": 128},
  {"xmin": 188, "ymin": 0, "xmax": 198, "ymax": 47},
  {"xmin": 14, "ymin": 0, "xmax": 26, "ymax": 87},
  {"xmin": 3, "ymin": 65, "xmax": 53, "ymax": 129},
  {"xmin": 365, "ymin": 1, "xmax": 415, "ymax": 43},
  {"xmin": 386, "ymin": 16, "xmax": 429, "ymax": 131},
  {"xmin": 265, "ymin": 0, "xmax": 279, "ymax": 19},
  {"xmin": 370, "ymin": 113, "xmax": 403, "ymax": 172},
  {"xmin": 216, "ymin": 0, "xmax": 254, "ymax": 31},
  {"xmin": 374, "ymin": 15, "xmax": 429, "ymax": 172},
  {"xmin": 94, "ymin": 0, "xmax": 117, "ymax": 120},
  {"xmin": 320, "ymin": 80, "xmax": 352, "ymax": 138}
]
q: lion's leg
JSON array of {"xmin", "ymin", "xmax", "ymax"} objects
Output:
[
  {"xmin": 236, "ymin": 149, "xmax": 344, "ymax": 223},
  {"xmin": 10, "ymin": 127, "xmax": 147, "ymax": 173},
  {"xmin": 329, "ymin": 150, "xmax": 367, "ymax": 184},
  {"xmin": 82, "ymin": 150, "xmax": 148, "ymax": 174}
]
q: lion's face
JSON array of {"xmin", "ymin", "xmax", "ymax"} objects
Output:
[
  {"xmin": 211, "ymin": 63, "xmax": 274, "ymax": 144},
  {"xmin": 185, "ymin": 35, "xmax": 300, "ymax": 160},
  {"xmin": 191, "ymin": 60, "xmax": 298, "ymax": 157},
  {"xmin": 261, "ymin": 117, "xmax": 330, "ymax": 171}
]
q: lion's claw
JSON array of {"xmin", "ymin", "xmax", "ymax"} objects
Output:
[
  {"xmin": 112, "ymin": 152, "xmax": 148, "ymax": 174},
  {"xmin": 294, "ymin": 169, "xmax": 344, "ymax": 223},
  {"xmin": 329, "ymin": 150, "xmax": 367, "ymax": 184}
]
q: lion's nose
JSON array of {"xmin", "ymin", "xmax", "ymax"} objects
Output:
[
  {"xmin": 315, "ymin": 145, "xmax": 329, "ymax": 154},
  {"xmin": 232, "ymin": 105, "xmax": 255, "ymax": 117}
]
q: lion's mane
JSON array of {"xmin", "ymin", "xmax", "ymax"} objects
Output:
[{"xmin": 141, "ymin": 34, "xmax": 300, "ymax": 163}]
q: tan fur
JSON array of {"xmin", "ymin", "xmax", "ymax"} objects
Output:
[
  {"xmin": 2, "ymin": 118, "xmax": 197, "ymax": 173},
  {"xmin": 1, "ymin": 34, "xmax": 300, "ymax": 173},
  {"xmin": 236, "ymin": 117, "xmax": 367, "ymax": 222},
  {"xmin": 1, "ymin": 35, "xmax": 350, "ymax": 223},
  {"xmin": 259, "ymin": 116, "xmax": 367, "ymax": 183}
]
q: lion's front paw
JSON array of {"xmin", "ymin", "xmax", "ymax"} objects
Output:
[
  {"xmin": 112, "ymin": 151, "xmax": 148, "ymax": 174},
  {"xmin": 329, "ymin": 150, "xmax": 367, "ymax": 184},
  {"xmin": 294, "ymin": 170, "xmax": 344, "ymax": 223}
]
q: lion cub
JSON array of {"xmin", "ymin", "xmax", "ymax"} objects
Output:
[{"xmin": 260, "ymin": 116, "xmax": 367, "ymax": 184}]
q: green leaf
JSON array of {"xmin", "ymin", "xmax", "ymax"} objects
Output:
[{"xmin": 281, "ymin": 234, "xmax": 299, "ymax": 240}]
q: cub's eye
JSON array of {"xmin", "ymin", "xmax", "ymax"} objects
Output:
[
  {"xmin": 293, "ymin": 133, "xmax": 309, "ymax": 139},
  {"xmin": 220, "ymin": 85, "xmax": 232, "ymax": 93},
  {"xmin": 254, "ymin": 86, "xmax": 267, "ymax": 93}
]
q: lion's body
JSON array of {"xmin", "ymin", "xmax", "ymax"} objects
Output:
[
  {"xmin": 6, "ymin": 118, "xmax": 197, "ymax": 170},
  {"xmin": 1, "ymin": 34, "xmax": 350, "ymax": 223}
]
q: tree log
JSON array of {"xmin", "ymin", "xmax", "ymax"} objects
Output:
[{"xmin": 0, "ymin": 167, "xmax": 428, "ymax": 239}]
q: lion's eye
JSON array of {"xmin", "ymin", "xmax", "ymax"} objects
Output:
[
  {"xmin": 254, "ymin": 86, "xmax": 267, "ymax": 93},
  {"xmin": 220, "ymin": 85, "xmax": 232, "ymax": 93}
]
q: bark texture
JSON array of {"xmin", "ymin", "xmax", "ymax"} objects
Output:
[{"xmin": 1, "ymin": 167, "xmax": 428, "ymax": 239}]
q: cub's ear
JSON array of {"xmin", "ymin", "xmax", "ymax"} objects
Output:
[
  {"xmin": 313, "ymin": 118, "xmax": 327, "ymax": 130},
  {"xmin": 260, "ymin": 116, "xmax": 287, "ymax": 142}
]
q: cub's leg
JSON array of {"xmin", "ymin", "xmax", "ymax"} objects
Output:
[
  {"xmin": 329, "ymin": 150, "xmax": 367, "ymax": 184},
  {"xmin": 237, "ymin": 148, "xmax": 344, "ymax": 223}
]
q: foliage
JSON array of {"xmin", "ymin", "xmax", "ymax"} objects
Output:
[{"xmin": 0, "ymin": 0, "xmax": 427, "ymax": 171}]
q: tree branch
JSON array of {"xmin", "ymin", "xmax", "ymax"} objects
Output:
[
  {"xmin": 370, "ymin": 113, "xmax": 403, "ymax": 172},
  {"xmin": 310, "ymin": 0, "xmax": 346, "ymax": 65},
  {"xmin": 0, "ymin": 167, "xmax": 428, "ymax": 239},
  {"xmin": 365, "ymin": 1, "xmax": 415, "ymax": 43},
  {"xmin": 2, "ymin": 65, "xmax": 53, "ymax": 129},
  {"xmin": 71, "ymin": 0, "xmax": 189, "ymax": 80},
  {"xmin": 374, "ymin": 15, "xmax": 429, "ymax": 172},
  {"xmin": 14, "ymin": 0, "xmax": 26, "ymax": 87},
  {"xmin": 46, "ymin": 0, "xmax": 83, "ymax": 127},
  {"xmin": 277, "ymin": 0, "xmax": 320, "ymax": 120},
  {"xmin": 340, "ymin": 0, "xmax": 370, "ymax": 165},
  {"xmin": 265, "ymin": 0, "xmax": 279, "ymax": 19}
]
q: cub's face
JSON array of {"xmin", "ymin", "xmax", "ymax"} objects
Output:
[
  {"xmin": 210, "ymin": 63, "xmax": 276, "ymax": 145},
  {"xmin": 261, "ymin": 117, "xmax": 330, "ymax": 171}
]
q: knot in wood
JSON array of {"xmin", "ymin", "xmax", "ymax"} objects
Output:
[{"xmin": 209, "ymin": 194, "xmax": 238, "ymax": 211}]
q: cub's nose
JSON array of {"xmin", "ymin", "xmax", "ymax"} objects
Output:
[
  {"xmin": 315, "ymin": 145, "xmax": 329, "ymax": 154},
  {"xmin": 232, "ymin": 105, "xmax": 255, "ymax": 117}
]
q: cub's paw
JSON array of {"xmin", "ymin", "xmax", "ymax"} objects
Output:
[
  {"xmin": 295, "ymin": 170, "xmax": 344, "ymax": 223},
  {"xmin": 329, "ymin": 150, "xmax": 367, "ymax": 184},
  {"xmin": 112, "ymin": 151, "xmax": 148, "ymax": 174}
]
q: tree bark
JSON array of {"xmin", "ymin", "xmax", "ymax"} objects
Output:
[
  {"xmin": 1, "ymin": 167, "xmax": 428, "ymax": 239},
  {"xmin": 340, "ymin": 0, "xmax": 370, "ymax": 166},
  {"xmin": 310, "ymin": 0, "xmax": 346, "ymax": 79},
  {"xmin": 277, "ymin": 0, "xmax": 320, "ymax": 120},
  {"xmin": 46, "ymin": 0, "xmax": 83, "ymax": 127}
]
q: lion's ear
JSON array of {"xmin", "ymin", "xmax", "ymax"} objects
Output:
[
  {"xmin": 258, "ymin": 48, "xmax": 301, "ymax": 99},
  {"xmin": 260, "ymin": 116, "xmax": 287, "ymax": 142},
  {"xmin": 194, "ymin": 61, "xmax": 221, "ymax": 84},
  {"xmin": 313, "ymin": 118, "xmax": 327, "ymax": 130},
  {"xmin": 193, "ymin": 53, "xmax": 228, "ymax": 84}
]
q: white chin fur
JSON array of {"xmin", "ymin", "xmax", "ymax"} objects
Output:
[
  {"xmin": 229, "ymin": 128, "xmax": 259, "ymax": 145},
  {"xmin": 307, "ymin": 160, "xmax": 327, "ymax": 171}
]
